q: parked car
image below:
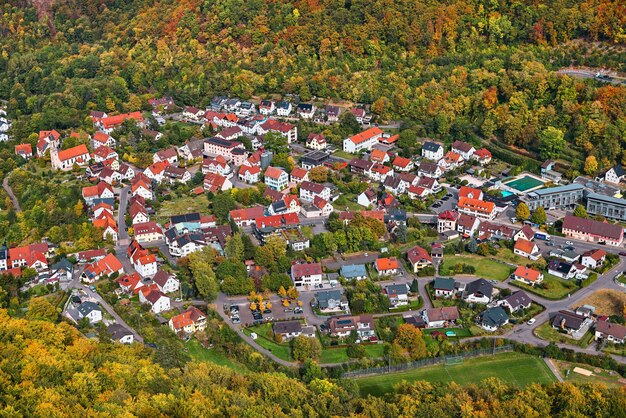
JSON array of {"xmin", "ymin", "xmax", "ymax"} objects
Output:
[
  {"xmin": 263, "ymin": 309, "xmax": 272, "ymax": 314},
  {"xmin": 565, "ymin": 241, "xmax": 573, "ymax": 245},
  {"xmin": 294, "ymin": 307, "xmax": 303, "ymax": 314},
  {"xmin": 527, "ymin": 318, "xmax": 536, "ymax": 325},
  {"xmin": 619, "ymin": 252, "xmax": 626, "ymax": 257},
  {"xmin": 284, "ymin": 308, "xmax": 293, "ymax": 313}
]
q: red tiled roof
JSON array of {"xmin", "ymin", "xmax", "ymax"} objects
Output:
[
  {"xmin": 514, "ymin": 239, "xmax": 536, "ymax": 255},
  {"xmin": 514, "ymin": 266, "xmax": 542, "ymax": 282},
  {"xmin": 348, "ymin": 127, "xmax": 383, "ymax": 145},
  {"xmin": 392, "ymin": 156, "xmax": 411, "ymax": 168},
  {"xmin": 458, "ymin": 197, "xmax": 495, "ymax": 214},
  {"xmin": 407, "ymin": 246, "xmax": 432, "ymax": 265},
  {"xmin": 57, "ymin": 144, "xmax": 89, "ymax": 162},
  {"xmin": 291, "ymin": 263, "xmax": 322, "ymax": 278},
  {"xmin": 375, "ymin": 257, "xmax": 399, "ymax": 271},
  {"xmin": 101, "ymin": 112, "xmax": 143, "ymax": 129},
  {"xmin": 264, "ymin": 166, "xmax": 286, "ymax": 179},
  {"xmin": 459, "ymin": 186, "xmax": 482, "ymax": 199}
]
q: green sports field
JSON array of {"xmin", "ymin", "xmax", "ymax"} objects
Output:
[
  {"xmin": 504, "ymin": 175, "xmax": 545, "ymax": 192},
  {"xmin": 353, "ymin": 352, "xmax": 556, "ymax": 396}
]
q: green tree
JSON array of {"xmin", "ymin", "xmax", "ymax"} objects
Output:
[
  {"xmin": 291, "ymin": 336, "xmax": 321, "ymax": 361},
  {"xmin": 225, "ymin": 233, "xmax": 245, "ymax": 260},
  {"xmin": 26, "ymin": 297, "xmax": 59, "ymax": 322},
  {"xmin": 539, "ymin": 127, "xmax": 565, "ymax": 160},
  {"xmin": 531, "ymin": 206, "xmax": 547, "ymax": 225},
  {"xmin": 584, "ymin": 155, "xmax": 598, "ymax": 176},
  {"xmin": 573, "ymin": 205, "xmax": 589, "ymax": 219},
  {"xmin": 211, "ymin": 192, "xmax": 236, "ymax": 222},
  {"xmin": 515, "ymin": 202, "xmax": 530, "ymax": 220}
]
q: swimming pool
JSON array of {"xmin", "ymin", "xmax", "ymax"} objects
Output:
[
  {"xmin": 504, "ymin": 175, "xmax": 545, "ymax": 192},
  {"xmin": 501, "ymin": 190, "xmax": 514, "ymax": 197}
]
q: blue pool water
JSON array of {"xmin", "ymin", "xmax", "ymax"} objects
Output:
[{"xmin": 501, "ymin": 190, "xmax": 514, "ymax": 197}]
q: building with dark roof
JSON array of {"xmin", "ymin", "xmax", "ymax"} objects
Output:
[{"xmin": 479, "ymin": 306, "xmax": 509, "ymax": 331}]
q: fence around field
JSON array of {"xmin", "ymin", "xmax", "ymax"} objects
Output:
[{"xmin": 342, "ymin": 345, "xmax": 514, "ymax": 378}]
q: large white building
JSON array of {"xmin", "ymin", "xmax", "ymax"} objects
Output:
[{"xmin": 343, "ymin": 127, "xmax": 383, "ymax": 153}]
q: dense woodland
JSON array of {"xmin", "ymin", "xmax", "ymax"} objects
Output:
[
  {"xmin": 0, "ymin": 0, "xmax": 624, "ymax": 173},
  {"xmin": 0, "ymin": 309, "xmax": 623, "ymax": 416}
]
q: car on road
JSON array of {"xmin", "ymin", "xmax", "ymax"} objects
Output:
[
  {"xmin": 263, "ymin": 309, "xmax": 272, "ymax": 314},
  {"xmin": 565, "ymin": 241, "xmax": 573, "ymax": 245},
  {"xmin": 90, "ymin": 286, "xmax": 96, "ymax": 291},
  {"xmin": 527, "ymin": 318, "xmax": 536, "ymax": 325},
  {"xmin": 284, "ymin": 308, "xmax": 293, "ymax": 313},
  {"xmin": 294, "ymin": 307, "xmax": 303, "ymax": 314},
  {"xmin": 619, "ymin": 252, "xmax": 626, "ymax": 257},
  {"xmin": 490, "ymin": 280, "xmax": 498, "ymax": 284}
]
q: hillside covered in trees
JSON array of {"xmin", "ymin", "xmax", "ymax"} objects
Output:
[
  {"xmin": 0, "ymin": 309, "xmax": 623, "ymax": 416},
  {"xmin": 0, "ymin": 0, "xmax": 625, "ymax": 173}
]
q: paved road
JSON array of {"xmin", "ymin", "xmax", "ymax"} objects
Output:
[
  {"xmin": 557, "ymin": 69, "xmax": 626, "ymax": 85},
  {"xmin": 2, "ymin": 175, "xmax": 20, "ymax": 212},
  {"xmin": 544, "ymin": 358, "xmax": 564, "ymax": 382},
  {"xmin": 117, "ymin": 186, "xmax": 130, "ymax": 243},
  {"xmin": 65, "ymin": 265, "xmax": 144, "ymax": 343}
]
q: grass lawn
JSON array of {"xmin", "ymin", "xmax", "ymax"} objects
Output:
[
  {"xmin": 319, "ymin": 343, "xmax": 387, "ymax": 364},
  {"xmin": 509, "ymin": 302, "xmax": 545, "ymax": 324},
  {"xmin": 185, "ymin": 338, "xmax": 245, "ymax": 372},
  {"xmin": 511, "ymin": 274, "xmax": 578, "ymax": 300},
  {"xmin": 534, "ymin": 322, "xmax": 594, "ymax": 348},
  {"xmin": 439, "ymin": 255, "xmax": 514, "ymax": 281},
  {"xmin": 243, "ymin": 323, "xmax": 293, "ymax": 361},
  {"xmin": 552, "ymin": 359, "xmax": 624, "ymax": 389},
  {"xmin": 156, "ymin": 194, "xmax": 209, "ymax": 223},
  {"xmin": 354, "ymin": 352, "xmax": 556, "ymax": 396},
  {"xmin": 332, "ymin": 193, "xmax": 362, "ymax": 211},
  {"xmin": 389, "ymin": 299, "xmax": 423, "ymax": 312},
  {"xmin": 422, "ymin": 327, "xmax": 472, "ymax": 338},
  {"xmin": 333, "ymin": 150, "xmax": 357, "ymax": 160}
]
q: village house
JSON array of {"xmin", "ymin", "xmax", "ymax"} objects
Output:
[
  {"xmin": 153, "ymin": 270, "xmax": 180, "ymax": 293},
  {"xmin": 604, "ymin": 165, "xmax": 625, "ymax": 184},
  {"xmin": 144, "ymin": 161, "xmax": 170, "ymax": 183},
  {"xmin": 479, "ymin": 306, "xmax": 509, "ymax": 331},
  {"xmin": 50, "ymin": 259, "xmax": 74, "ymax": 282},
  {"xmin": 315, "ymin": 290, "xmax": 349, "ymax": 312},
  {"xmin": 275, "ymin": 100, "xmax": 293, "ymax": 116},
  {"xmin": 406, "ymin": 245, "xmax": 432, "ymax": 273},
  {"xmin": 451, "ymin": 140, "xmax": 476, "ymax": 160},
  {"xmin": 327, "ymin": 314, "xmax": 376, "ymax": 340},
  {"xmin": 8, "ymin": 243, "xmax": 49, "ymax": 271},
  {"xmin": 595, "ymin": 319, "xmax": 626, "ymax": 344},
  {"xmin": 548, "ymin": 259, "xmax": 587, "ymax": 280},
  {"xmin": 203, "ymin": 172, "xmax": 233, "ymax": 192},
  {"xmin": 438, "ymin": 151, "xmax": 464, "ymax": 170},
  {"xmin": 299, "ymin": 181, "xmax": 330, "ymax": 203},
  {"xmin": 238, "ymin": 165, "xmax": 261, "ymax": 183},
  {"xmin": 463, "ymin": 278, "xmax": 493, "ymax": 304},
  {"xmin": 498, "ymin": 291, "xmax": 532, "ymax": 313},
  {"xmin": 131, "ymin": 179, "xmax": 153, "ymax": 201},
  {"xmin": 82, "ymin": 181, "xmax": 115, "ymax": 206},
  {"xmin": 259, "ymin": 100, "xmax": 275, "ymax": 115},
  {"xmin": 153, "ymin": 147, "xmax": 179, "ymax": 165},
  {"xmin": 139, "ymin": 286, "xmax": 171, "ymax": 314},
  {"xmin": 367, "ymin": 164, "xmax": 394, "ymax": 183},
  {"xmin": 384, "ymin": 283, "xmax": 410, "ymax": 307},
  {"xmin": 551, "ymin": 310, "xmax": 588, "ymax": 335},
  {"xmin": 456, "ymin": 213, "xmax": 480, "ymax": 237},
  {"xmin": 421, "ymin": 141, "xmax": 444, "ymax": 161},
  {"xmin": 339, "ymin": 264, "xmax": 368, "ymax": 281},
  {"xmin": 259, "ymin": 119, "xmax": 297, "ymax": 143},
  {"xmin": 274, "ymin": 321, "xmax": 313, "ymax": 341},
  {"xmin": 15, "ymin": 143, "xmax": 33, "ymax": 159},
  {"xmin": 291, "ymin": 262, "xmax": 323, "ymax": 288},
  {"xmin": 203, "ymin": 137, "xmax": 245, "ymax": 160},
  {"xmin": 581, "ymin": 249, "xmax": 607, "ymax": 270},
  {"xmin": 473, "ymin": 148, "xmax": 492, "ymax": 165},
  {"xmin": 81, "ymin": 253, "xmax": 124, "ymax": 283},
  {"xmin": 93, "ymin": 146, "xmax": 118, "ymax": 163},
  {"xmin": 423, "ymin": 306, "xmax": 459, "ymax": 328},
  {"xmin": 437, "ymin": 210, "xmax": 459, "ymax": 233},
  {"xmin": 202, "ymin": 156, "xmax": 232, "ymax": 178},
  {"xmin": 513, "ymin": 225, "xmax": 534, "ymax": 242},
  {"xmin": 305, "ymin": 133, "xmax": 327, "ymax": 150},
  {"xmin": 228, "ymin": 206, "xmax": 266, "ymax": 227},
  {"xmin": 357, "ymin": 188, "xmax": 378, "ymax": 208},
  {"xmin": 107, "ymin": 324, "xmax": 134, "ymax": 344},
  {"xmin": 392, "ymin": 156, "xmax": 414, "ymax": 172},
  {"xmin": 513, "ymin": 265, "xmax": 544, "ymax": 286},
  {"xmin": 169, "ymin": 307, "xmax": 207, "ymax": 336},
  {"xmin": 370, "ymin": 149, "xmax": 389, "ymax": 164},
  {"xmin": 264, "ymin": 166, "xmax": 289, "ymax": 191},
  {"xmin": 375, "ymin": 257, "xmax": 399, "ymax": 276},
  {"xmin": 513, "ymin": 238, "xmax": 541, "ymax": 260},
  {"xmin": 133, "ymin": 222, "xmax": 163, "ymax": 243},
  {"xmin": 348, "ymin": 158, "xmax": 373, "ymax": 175},
  {"xmin": 418, "ymin": 161, "xmax": 443, "ymax": 178},
  {"xmin": 297, "ymin": 103, "xmax": 316, "ymax": 119},
  {"xmin": 77, "ymin": 302, "xmax": 103, "ymax": 324},
  {"xmin": 163, "ymin": 166, "xmax": 191, "ymax": 184}
]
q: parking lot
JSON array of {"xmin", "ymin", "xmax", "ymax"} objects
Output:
[
  {"xmin": 430, "ymin": 188, "xmax": 457, "ymax": 213},
  {"xmin": 224, "ymin": 294, "xmax": 304, "ymax": 327}
]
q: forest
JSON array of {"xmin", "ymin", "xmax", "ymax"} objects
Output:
[
  {"xmin": 0, "ymin": 0, "xmax": 624, "ymax": 174},
  {"xmin": 0, "ymin": 309, "xmax": 624, "ymax": 416}
]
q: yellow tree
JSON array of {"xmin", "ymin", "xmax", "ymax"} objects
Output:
[
  {"xmin": 278, "ymin": 286, "xmax": 287, "ymax": 299},
  {"xmin": 248, "ymin": 291, "xmax": 257, "ymax": 302},
  {"xmin": 250, "ymin": 302, "xmax": 257, "ymax": 311}
]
